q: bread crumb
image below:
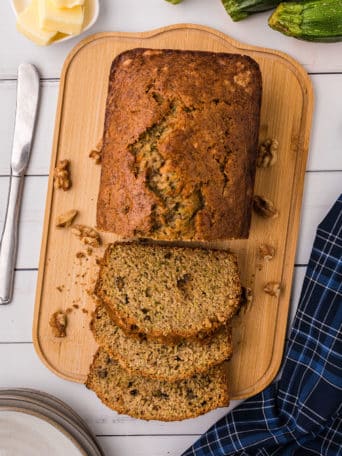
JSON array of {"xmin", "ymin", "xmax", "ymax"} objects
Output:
[
  {"xmin": 264, "ymin": 282, "xmax": 281, "ymax": 297},
  {"xmin": 253, "ymin": 196, "xmax": 279, "ymax": 219},
  {"xmin": 89, "ymin": 139, "xmax": 103, "ymax": 164},
  {"xmin": 56, "ymin": 285, "xmax": 64, "ymax": 293},
  {"xmin": 86, "ymin": 247, "xmax": 93, "ymax": 256},
  {"xmin": 72, "ymin": 304, "xmax": 79, "ymax": 309},
  {"xmin": 238, "ymin": 287, "xmax": 253, "ymax": 314},
  {"xmin": 76, "ymin": 251, "xmax": 86, "ymax": 259},
  {"xmin": 53, "ymin": 159, "xmax": 71, "ymax": 191},
  {"xmin": 65, "ymin": 307, "xmax": 73, "ymax": 314},
  {"xmin": 82, "ymin": 308, "xmax": 88, "ymax": 314},
  {"xmin": 56, "ymin": 209, "xmax": 78, "ymax": 228},
  {"xmin": 71, "ymin": 225, "xmax": 101, "ymax": 248},
  {"xmin": 49, "ymin": 311, "xmax": 67, "ymax": 337}
]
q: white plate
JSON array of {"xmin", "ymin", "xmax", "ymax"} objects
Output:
[
  {"xmin": 10, "ymin": 0, "xmax": 100, "ymax": 44},
  {"xmin": 0, "ymin": 409, "xmax": 85, "ymax": 456},
  {"xmin": 0, "ymin": 388, "xmax": 90, "ymax": 434},
  {"xmin": 0, "ymin": 389, "xmax": 104, "ymax": 456},
  {"xmin": 0, "ymin": 398, "xmax": 104, "ymax": 456}
]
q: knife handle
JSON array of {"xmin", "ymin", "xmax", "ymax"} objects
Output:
[{"xmin": 0, "ymin": 175, "xmax": 24, "ymax": 304}]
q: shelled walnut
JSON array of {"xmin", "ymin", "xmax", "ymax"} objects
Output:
[
  {"xmin": 264, "ymin": 282, "xmax": 281, "ymax": 297},
  {"xmin": 53, "ymin": 159, "xmax": 71, "ymax": 190},
  {"xmin": 253, "ymin": 195, "xmax": 279, "ymax": 219},
  {"xmin": 257, "ymin": 139, "xmax": 278, "ymax": 168},
  {"xmin": 258, "ymin": 244, "xmax": 275, "ymax": 261},
  {"xmin": 49, "ymin": 311, "xmax": 67, "ymax": 337},
  {"xmin": 71, "ymin": 224, "xmax": 101, "ymax": 248},
  {"xmin": 55, "ymin": 209, "xmax": 78, "ymax": 228}
]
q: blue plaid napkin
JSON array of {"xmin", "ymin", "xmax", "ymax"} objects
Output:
[{"xmin": 182, "ymin": 194, "xmax": 342, "ymax": 456}]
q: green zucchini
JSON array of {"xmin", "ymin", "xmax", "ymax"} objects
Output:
[
  {"xmin": 221, "ymin": 0, "xmax": 283, "ymax": 21},
  {"xmin": 269, "ymin": 0, "xmax": 342, "ymax": 42},
  {"xmin": 164, "ymin": 0, "xmax": 184, "ymax": 4}
]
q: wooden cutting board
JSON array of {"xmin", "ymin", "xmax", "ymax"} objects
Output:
[{"xmin": 33, "ymin": 24, "xmax": 313, "ymax": 400}]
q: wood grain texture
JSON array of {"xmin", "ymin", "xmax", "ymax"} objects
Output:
[{"xmin": 33, "ymin": 24, "xmax": 314, "ymax": 400}]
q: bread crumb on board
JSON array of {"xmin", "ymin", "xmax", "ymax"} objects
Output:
[
  {"xmin": 257, "ymin": 139, "xmax": 278, "ymax": 168},
  {"xmin": 49, "ymin": 311, "xmax": 68, "ymax": 337},
  {"xmin": 264, "ymin": 282, "xmax": 281, "ymax": 297},
  {"xmin": 258, "ymin": 244, "xmax": 275, "ymax": 261},
  {"xmin": 55, "ymin": 209, "xmax": 78, "ymax": 228},
  {"xmin": 71, "ymin": 225, "xmax": 101, "ymax": 248},
  {"xmin": 253, "ymin": 195, "xmax": 279, "ymax": 219},
  {"xmin": 89, "ymin": 139, "xmax": 103, "ymax": 165},
  {"xmin": 238, "ymin": 286, "xmax": 253, "ymax": 315},
  {"xmin": 53, "ymin": 159, "xmax": 71, "ymax": 191}
]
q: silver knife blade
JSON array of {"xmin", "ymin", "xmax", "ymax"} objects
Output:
[{"xmin": 11, "ymin": 63, "xmax": 40, "ymax": 176}]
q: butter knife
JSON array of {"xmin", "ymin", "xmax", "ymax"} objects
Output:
[{"xmin": 0, "ymin": 64, "xmax": 40, "ymax": 304}]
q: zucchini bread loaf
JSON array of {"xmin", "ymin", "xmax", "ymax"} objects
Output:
[
  {"xmin": 95, "ymin": 243, "xmax": 241, "ymax": 341},
  {"xmin": 97, "ymin": 48, "xmax": 262, "ymax": 241},
  {"xmin": 91, "ymin": 304, "xmax": 233, "ymax": 382},
  {"xmin": 86, "ymin": 348, "xmax": 229, "ymax": 421}
]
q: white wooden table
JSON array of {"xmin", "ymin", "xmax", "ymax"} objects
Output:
[{"xmin": 0, "ymin": 1, "xmax": 341, "ymax": 454}]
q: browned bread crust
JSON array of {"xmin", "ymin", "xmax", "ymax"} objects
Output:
[
  {"xmin": 90, "ymin": 304, "xmax": 233, "ymax": 382},
  {"xmin": 97, "ymin": 48, "xmax": 262, "ymax": 241},
  {"xmin": 94, "ymin": 242, "xmax": 241, "ymax": 342},
  {"xmin": 86, "ymin": 348, "xmax": 229, "ymax": 421}
]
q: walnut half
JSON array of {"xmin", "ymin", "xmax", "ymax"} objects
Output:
[
  {"xmin": 264, "ymin": 282, "xmax": 281, "ymax": 298},
  {"xmin": 53, "ymin": 159, "xmax": 71, "ymax": 191},
  {"xmin": 257, "ymin": 139, "xmax": 278, "ymax": 168},
  {"xmin": 258, "ymin": 244, "xmax": 275, "ymax": 261},
  {"xmin": 71, "ymin": 224, "xmax": 101, "ymax": 248},
  {"xmin": 56, "ymin": 209, "xmax": 78, "ymax": 228},
  {"xmin": 253, "ymin": 195, "xmax": 279, "ymax": 219}
]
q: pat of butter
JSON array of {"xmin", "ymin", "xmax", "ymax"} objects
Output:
[
  {"xmin": 51, "ymin": 0, "xmax": 85, "ymax": 7},
  {"xmin": 38, "ymin": 0, "xmax": 84, "ymax": 35},
  {"xmin": 17, "ymin": 0, "xmax": 57, "ymax": 46}
]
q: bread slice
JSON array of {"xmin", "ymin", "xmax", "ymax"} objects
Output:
[
  {"xmin": 95, "ymin": 243, "xmax": 241, "ymax": 341},
  {"xmin": 91, "ymin": 304, "xmax": 233, "ymax": 382},
  {"xmin": 86, "ymin": 348, "xmax": 229, "ymax": 421}
]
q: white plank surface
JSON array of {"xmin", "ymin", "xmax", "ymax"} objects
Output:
[
  {"xmin": 1, "ymin": 172, "xmax": 341, "ymax": 269},
  {"xmin": 97, "ymin": 436, "xmax": 198, "ymax": 456},
  {"xmin": 1, "ymin": 75, "xmax": 342, "ymax": 175},
  {"xmin": 296, "ymin": 172, "xmax": 342, "ymax": 264},
  {"xmin": 309, "ymin": 75, "xmax": 342, "ymax": 171},
  {"xmin": 0, "ymin": 1, "xmax": 341, "ymax": 454},
  {"xmin": 1, "ymin": 0, "xmax": 342, "ymax": 78},
  {"xmin": 0, "ymin": 176, "xmax": 47, "ymax": 269}
]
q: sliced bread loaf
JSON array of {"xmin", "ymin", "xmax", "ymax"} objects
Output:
[
  {"xmin": 91, "ymin": 304, "xmax": 233, "ymax": 382},
  {"xmin": 86, "ymin": 348, "xmax": 229, "ymax": 421},
  {"xmin": 95, "ymin": 243, "xmax": 241, "ymax": 341}
]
